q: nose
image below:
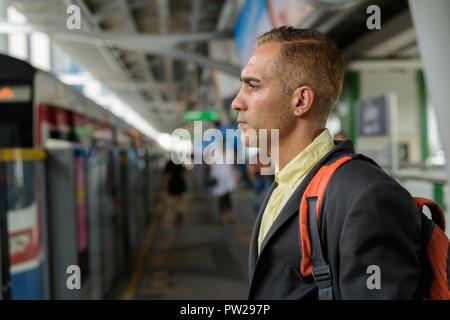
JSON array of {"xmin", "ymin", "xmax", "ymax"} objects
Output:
[{"xmin": 231, "ymin": 89, "xmax": 246, "ymax": 111}]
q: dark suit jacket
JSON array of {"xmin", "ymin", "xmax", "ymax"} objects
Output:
[{"xmin": 248, "ymin": 140, "xmax": 424, "ymax": 299}]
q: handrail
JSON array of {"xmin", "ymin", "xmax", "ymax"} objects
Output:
[
  {"xmin": 391, "ymin": 170, "xmax": 447, "ymax": 210},
  {"xmin": 391, "ymin": 171, "xmax": 447, "ymax": 185}
]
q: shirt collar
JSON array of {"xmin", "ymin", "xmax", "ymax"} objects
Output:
[{"xmin": 275, "ymin": 129, "xmax": 335, "ymax": 187}]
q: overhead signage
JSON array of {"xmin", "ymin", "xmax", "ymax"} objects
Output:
[
  {"xmin": 0, "ymin": 85, "xmax": 31, "ymax": 103},
  {"xmin": 184, "ymin": 110, "xmax": 219, "ymax": 122},
  {"xmin": 356, "ymin": 94, "xmax": 398, "ymax": 171}
]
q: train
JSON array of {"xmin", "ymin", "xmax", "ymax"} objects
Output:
[{"xmin": 0, "ymin": 53, "xmax": 166, "ymax": 299}]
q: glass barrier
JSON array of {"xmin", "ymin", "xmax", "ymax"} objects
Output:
[
  {"xmin": 74, "ymin": 148, "xmax": 90, "ymax": 293},
  {"xmin": 119, "ymin": 149, "xmax": 148, "ymax": 255},
  {"xmin": 0, "ymin": 148, "xmax": 50, "ymax": 300},
  {"xmin": 86, "ymin": 147, "xmax": 121, "ymax": 297}
]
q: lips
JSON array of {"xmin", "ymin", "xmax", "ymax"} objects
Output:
[{"xmin": 237, "ymin": 120, "xmax": 248, "ymax": 129}]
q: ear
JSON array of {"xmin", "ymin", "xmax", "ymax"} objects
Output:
[{"xmin": 291, "ymin": 85, "xmax": 314, "ymax": 117}]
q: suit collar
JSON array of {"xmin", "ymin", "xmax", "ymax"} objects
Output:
[{"xmin": 248, "ymin": 180, "xmax": 277, "ymax": 279}]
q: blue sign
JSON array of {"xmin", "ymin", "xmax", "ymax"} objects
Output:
[
  {"xmin": 357, "ymin": 95, "xmax": 389, "ymax": 137},
  {"xmin": 233, "ymin": 0, "xmax": 273, "ymax": 67}
]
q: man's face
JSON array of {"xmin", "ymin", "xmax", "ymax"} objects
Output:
[{"xmin": 232, "ymin": 42, "xmax": 295, "ymax": 148}]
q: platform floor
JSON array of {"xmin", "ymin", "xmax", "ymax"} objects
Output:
[{"xmin": 109, "ymin": 174, "xmax": 259, "ymax": 300}]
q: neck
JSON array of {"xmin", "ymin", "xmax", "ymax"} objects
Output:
[{"xmin": 275, "ymin": 122, "xmax": 325, "ymax": 171}]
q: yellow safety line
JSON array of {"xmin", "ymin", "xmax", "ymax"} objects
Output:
[
  {"xmin": 0, "ymin": 148, "xmax": 46, "ymax": 162},
  {"xmin": 122, "ymin": 194, "xmax": 165, "ymax": 300}
]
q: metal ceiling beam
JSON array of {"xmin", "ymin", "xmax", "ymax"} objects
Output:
[
  {"xmin": 316, "ymin": 8, "xmax": 358, "ymax": 33},
  {"xmin": 0, "ymin": 22, "xmax": 241, "ymax": 78},
  {"xmin": 396, "ymin": 44, "xmax": 420, "ymax": 58},
  {"xmin": 72, "ymin": 0, "xmax": 158, "ymax": 123},
  {"xmin": 347, "ymin": 58, "xmax": 422, "ymax": 71},
  {"xmin": 363, "ymin": 28, "xmax": 417, "ymax": 58},
  {"xmin": 129, "ymin": 0, "xmax": 155, "ymax": 11},
  {"xmin": 105, "ymin": 79, "xmax": 179, "ymax": 93},
  {"xmin": 216, "ymin": 0, "xmax": 236, "ymax": 32},
  {"xmin": 116, "ymin": 0, "xmax": 163, "ymax": 105},
  {"xmin": 10, "ymin": 0, "xmax": 164, "ymax": 134},
  {"xmin": 0, "ymin": 22, "xmax": 232, "ymax": 48},
  {"xmin": 156, "ymin": 0, "xmax": 175, "ymax": 100},
  {"xmin": 344, "ymin": 10, "xmax": 414, "ymax": 61},
  {"xmin": 67, "ymin": 0, "xmax": 136, "ymax": 83},
  {"xmin": 92, "ymin": 1, "xmax": 118, "ymax": 23},
  {"xmin": 165, "ymin": 49, "xmax": 241, "ymax": 76},
  {"xmin": 190, "ymin": 0, "xmax": 202, "ymax": 32},
  {"xmin": 185, "ymin": 0, "xmax": 202, "ymax": 103}
]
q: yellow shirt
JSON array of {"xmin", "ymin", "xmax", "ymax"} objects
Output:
[{"xmin": 257, "ymin": 129, "xmax": 335, "ymax": 254}]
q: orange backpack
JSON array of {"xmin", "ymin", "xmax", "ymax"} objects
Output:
[{"xmin": 298, "ymin": 154, "xmax": 450, "ymax": 300}]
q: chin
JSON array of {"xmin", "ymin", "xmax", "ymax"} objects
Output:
[
  {"xmin": 240, "ymin": 135, "xmax": 250, "ymax": 147},
  {"xmin": 240, "ymin": 129, "xmax": 258, "ymax": 148}
]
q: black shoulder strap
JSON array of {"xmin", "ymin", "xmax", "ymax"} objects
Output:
[{"xmin": 307, "ymin": 196, "xmax": 333, "ymax": 300}]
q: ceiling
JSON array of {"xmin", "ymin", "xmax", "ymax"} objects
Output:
[
  {"xmin": 8, "ymin": 0, "xmax": 419, "ymax": 134},
  {"xmin": 10, "ymin": 0, "xmax": 241, "ymax": 133}
]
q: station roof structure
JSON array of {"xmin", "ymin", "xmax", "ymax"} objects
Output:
[{"xmin": 9, "ymin": 0, "xmax": 419, "ymax": 133}]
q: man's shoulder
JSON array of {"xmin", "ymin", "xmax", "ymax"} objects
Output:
[
  {"xmin": 327, "ymin": 155, "xmax": 404, "ymax": 195},
  {"xmin": 321, "ymin": 156, "xmax": 418, "ymax": 228}
]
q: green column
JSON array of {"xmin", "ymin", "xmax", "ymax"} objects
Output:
[
  {"xmin": 433, "ymin": 183, "xmax": 446, "ymax": 212},
  {"xmin": 418, "ymin": 70, "xmax": 429, "ymax": 164}
]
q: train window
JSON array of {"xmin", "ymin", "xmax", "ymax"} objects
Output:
[
  {"xmin": 0, "ymin": 83, "xmax": 33, "ymax": 148},
  {"xmin": 0, "ymin": 102, "xmax": 33, "ymax": 148},
  {"xmin": 5, "ymin": 160, "xmax": 35, "ymax": 211}
]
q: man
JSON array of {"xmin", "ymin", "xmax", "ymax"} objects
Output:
[
  {"xmin": 246, "ymin": 151, "xmax": 275, "ymax": 214},
  {"xmin": 333, "ymin": 131, "xmax": 348, "ymax": 141},
  {"xmin": 231, "ymin": 26, "xmax": 423, "ymax": 299},
  {"xmin": 163, "ymin": 159, "xmax": 186, "ymax": 223},
  {"xmin": 207, "ymin": 138, "xmax": 238, "ymax": 225}
]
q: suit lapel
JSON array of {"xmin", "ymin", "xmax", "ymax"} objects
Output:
[
  {"xmin": 248, "ymin": 177, "xmax": 307, "ymax": 287},
  {"xmin": 248, "ymin": 180, "xmax": 277, "ymax": 279},
  {"xmin": 257, "ymin": 181, "xmax": 305, "ymax": 256}
]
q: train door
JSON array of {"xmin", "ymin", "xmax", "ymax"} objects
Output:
[
  {"xmin": 107, "ymin": 148, "xmax": 125, "ymax": 280},
  {"xmin": 86, "ymin": 146, "xmax": 122, "ymax": 298},
  {"xmin": 46, "ymin": 146, "xmax": 91, "ymax": 299},
  {"xmin": 0, "ymin": 156, "xmax": 11, "ymax": 299},
  {"xmin": 97, "ymin": 148, "xmax": 115, "ymax": 295},
  {"xmin": 0, "ymin": 83, "xmax": 51, "ymax": 299},
  {"xmin": 0, "ymin": 149, "xmax": 50, "ymax": 299},
  {"xmin": 126, "ymin": 149, "xmax": 143, "ymax": 252},
  {"xmin": 74, "ymin": 148, "xmax": 90, "ymax": 295},
  {"xmin": 119, "ymin": 150, "xmax": 130, "ymax": 262}
]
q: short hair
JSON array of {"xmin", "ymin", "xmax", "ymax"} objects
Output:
[{"xmin": 257, "ymin": 26, "xmax": 344, "ymax": 125}]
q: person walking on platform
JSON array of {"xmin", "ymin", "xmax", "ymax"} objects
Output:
[
  {"xmin": 206, "ymin": 140, "xmax": 239, "ymax": 225},
  {"xmin": 232, "ymin": 26, "xmax": 424, "ymax": 299},
  {"xmin": 333, "ymin": 131, "xmax": 348, "ymax": 142},
  {"xmin": 246, "ymin": 152, "xmax": 275, "ymax": 214},
  {"xmin": 163, "ymin": 159, "xmax": 186, "ymax": 223}
]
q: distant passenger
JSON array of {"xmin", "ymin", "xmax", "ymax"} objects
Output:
[
  {"xmin": 163, "ymin": 159, "xmax": 186, "ymax": 223},
  {"xmin": 206, "ymin": 140, "xmax": 239, "ymax": 225},
  {"xmin": 333, "ymin": 131, "xmax": 347, "ymax": 141},
  {"xmin": 246, "ymin": 152, "xmax": 275, "ymax": 214},
  {"xmin": 232, "ymin": 26, "xmax": 423, "ymax": 299}
]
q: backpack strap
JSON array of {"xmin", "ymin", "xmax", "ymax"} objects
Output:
[
  {"xmin": 299, "ymin": 154, "xmax": 357, "ymax": 299},
  {"xmin": 414, "ymin": 197, "xmax": 446, "ymax": 232},
  {"xmin": 306, "ymin": 196, "xmax": 333, "ymax": 300}
]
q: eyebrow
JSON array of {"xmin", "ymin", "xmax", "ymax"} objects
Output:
[{"xmin": 240, "ymin": 76, "xmax": 261, "ymax": 83}]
